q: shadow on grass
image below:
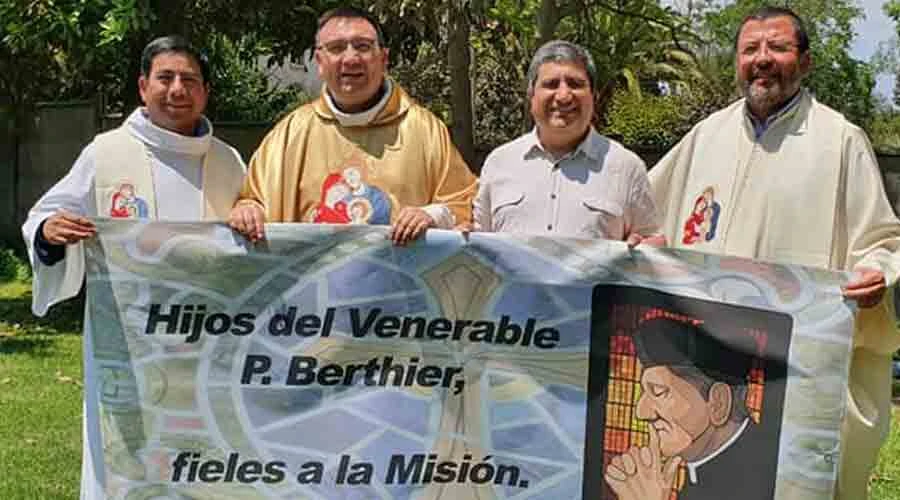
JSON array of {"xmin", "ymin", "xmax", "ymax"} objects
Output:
[
  {"xmin": 0, "ymin": 336, "xmax": 53, "ymax": 354},
  {"xmin": 0, "ymin": 290, "xmax": 83, "ymax": 336}
]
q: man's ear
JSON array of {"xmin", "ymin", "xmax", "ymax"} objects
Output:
[
  {"xmin": 138, "ymin": 75, "xmax": 148, "ymax": 104},
  {"xmin": 708, "ymin": 382, "xmax": 734, "ymax": 426},
  {"xmin": 799, "ymin": 51, "xmax": 812, "ymax": 78},
  {"xmin": 314, "ymin": 49, "xmax": 325, "ymax": 78}
]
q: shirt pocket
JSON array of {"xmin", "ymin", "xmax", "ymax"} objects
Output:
[
  {"xmin": 492, "ymin": 192, "xmax": 526, "ymax": 231},
  {"xmin": 581, "ymin": 197, "xmax": 625, "ymax": 239}
]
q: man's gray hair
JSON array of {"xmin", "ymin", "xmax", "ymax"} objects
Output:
[{"xmin": 526, "ymin": 40, "xmax": 597, "ymax": 96}]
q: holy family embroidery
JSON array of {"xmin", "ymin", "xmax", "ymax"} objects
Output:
[
  {"xmin": 682, "ymin": 186, "xmax": 721, "ymax": 245},
  {"xmin": 110, "ymin": 181, "xmax": 149, "ymax": 218},
  {"xmin": 314, "ymin": 164, "xmax": 391, "ymax": 225}
]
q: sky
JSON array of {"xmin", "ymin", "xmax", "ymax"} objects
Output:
[{"xmin": 853, "ymin": 0, "xmax": 895, "ymax": 98}]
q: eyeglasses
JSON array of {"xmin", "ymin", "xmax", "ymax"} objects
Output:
[{"xmin": 317, "ymin": 38, "xmax": 379, "ymax": 57}]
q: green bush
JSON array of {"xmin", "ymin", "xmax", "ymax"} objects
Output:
[
  {"xmin": 602, "ymin": 90, "xmax": 687, "ymax": 151},
  {"xmin": 867, "ymin": 111, "xmax": 900, "ymax": 155},
  {"xmin": 0, "ymin": 248, "xmax": 31, "ymax": 283}
]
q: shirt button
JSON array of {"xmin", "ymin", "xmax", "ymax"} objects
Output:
[
  {"xmin": 550, "ymin": 193, "xmax": 557, "ymax": 199},
  {"xmin": 547, "ymin": 225, "xmax": 552, "ymax": 230}
]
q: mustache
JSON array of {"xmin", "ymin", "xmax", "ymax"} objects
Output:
[{"xmin": 750, "ymin": 70, "xmax": 783, "ymax": 82}]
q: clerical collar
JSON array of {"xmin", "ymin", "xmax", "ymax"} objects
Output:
[
  {"xmin": 130, "ymin": 108, "xmax": 212, "ymax": 157},
  {"xmin": 325, "ymin": 79, "xmax": 392, "ymax": 127},
  {"xmin": 685, "ymin": 418, "xmax": 750, "ymax": 484},
  {"xmin": 745, "ymin": 89, "xmax": 803, "ymax": 140}
]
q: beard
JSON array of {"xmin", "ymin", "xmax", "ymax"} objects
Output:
[{"xmin": 741, "ymin": 72, "xmax": 799, "ymax": 116}]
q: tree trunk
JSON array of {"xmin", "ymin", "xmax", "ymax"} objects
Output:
[
  {"xmin": 447, "ymin": 1, "xmax": 476, "ymax": 169},
  {"xmin": 537, "ymin": 0, "xmax": 561, "ymax": 48}
]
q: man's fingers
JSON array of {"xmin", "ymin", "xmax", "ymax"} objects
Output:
[
  {"xmin": 626, "ymin": 233, "xmax": 642, "ymax": 249},
  {"xmin": 843, "ymin": 283, "xmax": 886, "ymax": 308},
  {"xmin": 846, "ymin": 268, "xmax": 885, "ymax": 288},
  {"xmin": 45, "ymin": 216, "xmax": 96, "ymax": 244},
  {"xmin": 242, "ymin": 210, "xmax": 256, "ymax": 240},
  {"xmin": 639, "ymin": 446, "xmax": 653, "ymax": 468},
  {"xmin": 842, "ymin": 284, "xmax": 884, "ymax": 299},
  {"xmin": 663, "ymin": 456, "xmax": 682, "ymax": 488},
  {"xmin": 250, "ymin": 207, "xmax": 265, "ymax": 240},
  {"xmin": 605, "ymin": 464, "xmax": 628, "ymax": 482},
  {"xmin": 648, "ymin": 423, "xmax": 662, "ymax": 467},
  {"xmin": 59, "ymin": 210, "xmax": 95, "ymax": 228},
  {"xmin": 390, "ymin": 218, "xmax": 408, "ymax": 245},
  {"xmin": 51, "ymin": 230, "xmax": 91, "ymax": 245},
  {"xmin": 408, "ymin": 218, "xmax": 429, "ymax": 242},
  {"xmin": 231, "ymin": 210, "xmax": 248, "ymax": 237},
  {"xmin": 621, "ymin": 450, "xmax": 637, "ymax": 475},
  {"xmin": 642, "ymin": 234, "xmax": 667, "ymax": 247},
  {"xmin": 842, "ymin": 268, "xmax": 886, "ymax": 307},
  {"xmin": 229, "ymin": 205, "xmax": 265, "ymax": 242},
  {"xmin": 392, "ymin": 211, "xmax": 422, "ymax": 246}
]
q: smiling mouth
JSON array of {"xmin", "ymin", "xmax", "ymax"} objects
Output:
[{"xmin": 752, "ymin": 74, "xmax": 779, "ymax": 83}]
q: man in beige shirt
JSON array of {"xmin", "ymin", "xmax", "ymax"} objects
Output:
[{"xmin": 472, "ymin": 40, "xmax": 663, "ymax": 246}]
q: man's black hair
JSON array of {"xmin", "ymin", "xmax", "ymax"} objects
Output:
[
  {"xmin": 141, "ymin": 35, "xmax": 211, "ymax": 84},
  {"xmin": 736, "ymin": 6, "xmax": 810, "ymax": 53},
  {"xmin": 317, "ymin": 6, "xmax": 387, "ymax": 47}
]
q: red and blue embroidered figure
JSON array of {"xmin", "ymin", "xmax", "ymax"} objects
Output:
[
  {"xmin": 682, "ymin": 186, "xmax": 720, "ymax": 244},
  {"xmin": 314, "ymin": 173, "xmax": 352, "ymax": 223},
  {"xmin": 313, "ymin": 157, "xmax": 392, "ymax": 225},
  {"xmin": 110, "ymin": 181, "xmax": 149, "ymax": 218}
]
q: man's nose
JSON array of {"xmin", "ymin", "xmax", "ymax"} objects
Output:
[
  {"xmin": 555, "ymin": 84, "xmax": 573, "ymax": 101},
  {"xmin": 753, "ymin": 45, "xmax": 774, "ymax": 66},
  {"xmin": 169, "ymin": 76, "xmax": 187, "ymax": 95},
  {"xmin": 636, "ymin": 394, "xmax": 655, "ymax": 420},
  {"xmin": 339, "ymin": 46, "xmax": 366, "ymax": 63}
]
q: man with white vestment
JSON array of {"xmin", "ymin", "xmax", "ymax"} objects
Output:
[
  {"xmin": 649, "ymin": 7, "xmax": 900, "ymax": 499},
  {"xmin": 21, "ymin": 35, "xmax": 246, "ymax": 499}
]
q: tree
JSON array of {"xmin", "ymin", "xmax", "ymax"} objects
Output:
[{"xmin": 0, "ymin": 1, "xmax": 337, "ymax": 121}]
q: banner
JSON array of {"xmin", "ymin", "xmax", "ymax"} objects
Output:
[{"xmin": 83, "ymin": 221, "xmax": 855, "ymax": 500}]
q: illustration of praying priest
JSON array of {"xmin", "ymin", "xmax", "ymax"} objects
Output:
[{"xmin": 584, "ymin": 286, "xmax": 790, "ymax": 500}]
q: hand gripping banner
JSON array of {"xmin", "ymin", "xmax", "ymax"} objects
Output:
[{"xmin": 83, "ymin": 221, "xmax": 855, "ymax": 500}]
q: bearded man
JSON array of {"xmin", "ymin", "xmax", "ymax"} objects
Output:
[{"xmin": 649, "ymin": 6, "xmax": 900, "ymax": 499}]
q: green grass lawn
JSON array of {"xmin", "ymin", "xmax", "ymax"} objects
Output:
[
  {"xmin": 1, "ymin": 279, "xmax": 899, "ymax": 499},
  {"xmin": 0, "ymin": 281, "xmax": 84, "ymax": 498},
  {"xmin": 872, "ymin": 405, "xmax": 900, "ymax": 500}
]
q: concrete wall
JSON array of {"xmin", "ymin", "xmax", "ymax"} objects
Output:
[{"xmin": 16, "ymin": 102, "xmax": 100, "ymax": 230}]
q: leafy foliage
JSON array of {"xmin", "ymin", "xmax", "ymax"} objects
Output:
[
  {"xmin": 0, "ymin": 249, "xmax": 30, "ymax": 284},
  {"xmin": 868, "ymin": 111, "xmax": 900, "ymax": 154},
  {"xmin": 0, "ymin": 0, "xmax": 334, "ymax": 121},
  {"xmin": 204, "ymin": 36, "xmax": 312, "ymax": 122},
  {"xmin": 602, "ymin": 90, "xmax": 687, "ymax": 150}
]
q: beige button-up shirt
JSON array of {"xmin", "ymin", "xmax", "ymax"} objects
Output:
[{"xmin": 473, "ymin": 128, "xmax": 660, "ymax": 239}]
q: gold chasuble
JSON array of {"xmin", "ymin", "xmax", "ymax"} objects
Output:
[
  {"xmin": 240, "ymin": 84, "xmax": 476, "ymax": 225},
  {"xmin": 92, "ymin": 127, "xmax": 244, "ymax": 221}
]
